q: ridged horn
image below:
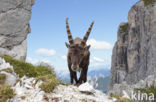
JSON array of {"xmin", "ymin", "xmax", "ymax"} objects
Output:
[
  {"xmin": 66, "ymin": 18, "xmax": 74, "ymax": 44},
  {"xmin": 81, "ymin": 21, "xmax": 94, "ymax": 46}
]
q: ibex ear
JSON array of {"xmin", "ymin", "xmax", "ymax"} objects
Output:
[
  {"xmin": 65, "ymin": 42, "xmax": 70, "ymax": 48},
  {"xmin": 85, "ymin": 45, "xmax": 91, "ymax": 50}
]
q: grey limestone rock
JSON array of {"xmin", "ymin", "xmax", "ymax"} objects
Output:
[
  {"xmin": 109, "ymin": 0, "xmax": 156, "ymax": 94},
  {"xmin": 0, "ymin": 0, "xmax": 35, "ymax": 61}
]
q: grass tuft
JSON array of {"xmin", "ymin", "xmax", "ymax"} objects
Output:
[
  {"xmin": 0, "ymin": 68, "xmax": 13, "ymax": 73},
  {"xmin": 135, "ymin": 84, "xmax": 156, "ymax": 101},
  {"xmin": 109, "ymin": 93, "xmax": 122, "ymax": 99},
  {"xmin": 1, "ymin": 56, "xmax": 66, "ymax": 93},
  {"xmin": 0, "ymin": 85, "xmax": 15, "ymax": 102},
  {"xmin": 142, "ymin": 0, "xmax": 156, "ymax": 6},
  {"xmin": 1, "ymin": 56, "xmax": 55, "ymax": 78},
  {"xmin": 0, "ymin": 74, "xmax": 6, "ymax": 84},
  {"xmin": 119, "ymin": 23, "xmax": 129, "ymax": 34},
  {"xmin": 36, "ymin": 74, "xmax": 59, "ymax": 93},
  {"xmin": 115, "ymin": 98, "xmax": 132, "ymax": 102},
  {"xmin": 109, "ymin": 93, "xmax": 132, "ymax": 102},
  {"xmin": 1, "ymin": 56, "xmax": 38, "ymax": 77}
]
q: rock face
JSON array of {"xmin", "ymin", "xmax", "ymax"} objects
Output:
[
  {"xmin": 109, "ymin": 75, "xmax": 156, "ymax": 95},
  {"xmin": 0, "ymin": 58, "xmax": 18, "ymax": 86},
  {"xmin": 0, "ymin": 57, "xmax": 116, "ymax": 102},
  {"xmin": 9, "ymin": 79, "xmax": 116, "ymax": 102},
  {"xmin": 109, "ymin": 0, "xmax": 156, "ymax": 93},
  {"xmin": 0, "ymin": 0, "xmax": 35, "ymax": 61}
]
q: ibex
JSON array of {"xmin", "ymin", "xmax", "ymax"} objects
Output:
[{"xmin": 65, "ymin": 18, "xmax": 94, "ymax": 84}]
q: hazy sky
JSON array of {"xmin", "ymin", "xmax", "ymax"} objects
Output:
[{"xmin": 26, "ymin": 0, "xmax": 139, "ymax": 73}]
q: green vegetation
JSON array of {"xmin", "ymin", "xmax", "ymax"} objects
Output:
[
  {"xmin": 1, "ymin": 56, "xmax": 49, "ymax": 78},
  {"xmin": 0, "ymin": 68, "xmax": 13, "ymax": 73},
  {"xmin": 109, "ymin": 93, "xmax": 122, "ymax": 99},
  {"xmin": 142, "ymin": 0, "xmax": 156, "ymax": 6},
  {"xmin": 0, "ymin": 70, "xmax": 14, "ymax": 102},
  {"xmin": 20, "ymin": 96, "xmax": 26, "ymax": 100},
  {"xmin": 109, "ymin": 93, "xmax": 132, "ymax": 102},
  {"xmin": 135, "ymin": 84, "xmax": 156, "ymax": 101},
  {"xmin": 119, "ymin": 23, "xmax": 129, "ymax": 34},
  {"xmin": 16, "ymin": 78, "xmax": 21, "ymax": 83},
  {"xmin": 0, "ymin": 74, "xmax": 6, "ymax": 84},
  {"xmin": 1, "ymin": 56, "xmax": 67, "ymax": 93},
  {"xmin": 0, "ymin": 85, "xmax": 15, "ymax": 102},
  {"xmin": 36, "ymin": 74, "xmax": 60, "ymax": 93},
  {"xmin": 115, "ymin": 98, "xmax": 132, "ymax": 102}
]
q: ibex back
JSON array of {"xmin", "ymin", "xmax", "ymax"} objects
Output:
[{"xmin": 65, "ymin": 18, "xmax": 94, "ymax": 84}]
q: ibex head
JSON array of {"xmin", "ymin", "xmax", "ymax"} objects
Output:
[{"xmin": 65, "ymin": 18, "xmax": 94, "ymax": 71}]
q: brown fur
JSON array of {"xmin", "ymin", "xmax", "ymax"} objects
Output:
[{"xmin": 65, "ymin": 18, "xmax": 94, "ymax": 84}]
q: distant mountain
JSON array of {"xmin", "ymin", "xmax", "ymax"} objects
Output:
[
  {"xmin": 57, "ymin": 68, "xmax": 110, "ymax": 93},
  {"xmin": 88, "ymin": 68, "xmax": 110, "ymax": 77},
  {"xmin": 88, "ymin": 76, "xmax": 110, "ymax": 93},
  {"xmin": 57, "ymin": 68, "xmax": 110, "ymax": 82}
]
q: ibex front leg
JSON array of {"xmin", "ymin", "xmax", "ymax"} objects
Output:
[{"xmin": 79, "ymin": 66, "xmax": 88, "ymax": 84}]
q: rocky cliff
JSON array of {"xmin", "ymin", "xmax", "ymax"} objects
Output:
[
  {"xmin": 0, "ymin": 0, "xmax": 35, "ymax": 61},
  {"xmin": 109, "ymin": 0, "xmax": 156, "ymax": 94},
  {"xmin": 0, "ymin": 57, "xmax": 116, "ymax": 102}
]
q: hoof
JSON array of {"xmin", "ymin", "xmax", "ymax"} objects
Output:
[{"xmin": 75, "ymin": 83, "xmax": 81, "ymax": 87}]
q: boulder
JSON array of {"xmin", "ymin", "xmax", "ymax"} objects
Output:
[
  {"xmin": 0, "ymin": 57, "xmax": 18, "ymax": 86},
  {"xmin": 0, "ymin": 0, "xmax": 35, "ymax": 61}
]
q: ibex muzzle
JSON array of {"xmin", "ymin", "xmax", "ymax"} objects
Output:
[{"xmin": 65, "ymin": 18, "xmax": 94, "ymax": 84}]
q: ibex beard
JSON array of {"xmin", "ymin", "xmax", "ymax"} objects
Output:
[{"xmin": 65, "ymin": 18, "xmax": 94, "ymax": 84}]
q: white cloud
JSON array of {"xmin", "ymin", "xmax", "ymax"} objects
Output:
[
  {"xmin": 40, "ymin": 59, "xmax": 51, "ymax": 64},
  {"xmin": 87, "ymin": 39, "xmax": 112, "ymax": 50},
  {"xmin": 90, "ymin": 62, "xmax": 103, "ymax": 67},
  {"xmin": 26, "ymin": 57, "xmax": 52, "ymax": 65},
  {"xmin": 35, "ymin": 48, "xmax": 56, "ymax": 56},
  {"xmin": 89, "ymin": 56, "xmax": 111, "ymax": 69},
  {"xmin": 89, "ymin": 62, "xmax": 111, "ymax": 70},
  {"xmin": 90, "ymin": 61, "xmax": 105, "ymax": 67},
  {"xmin": 90, "ymin": 57, "xmax": 105, "ymax": 67},
  {"xmin": 61, "ymin": 55, "xmax": 67, "ymax": 60},
  {"xmin": 26, "ymin": 57, "xmax": 39, "ymax": 65},
  {"xmin": 93, "ymin": 57, "xmax": 104, "ymax": 62}
]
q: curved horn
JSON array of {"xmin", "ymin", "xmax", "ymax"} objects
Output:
[
  {"xmin": 81, "ymin": 21, "xmax": 94, "ymax": 46},
  {"xmin": 66, "ymin": 18, "xmax": 74, "ymax": 44}
]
